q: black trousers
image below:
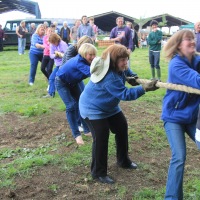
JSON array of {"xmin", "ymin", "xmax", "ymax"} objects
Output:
[
  {"xmin": 41, "ymin": 55, "xmax": 54, "ymax": 79},
  {"xmin": 85, "ymin": 111, "xmax": 132, "ymax": 178}
]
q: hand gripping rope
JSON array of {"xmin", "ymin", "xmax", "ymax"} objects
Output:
[{"xmin": 127, "ymin": 77, "xmax": 200, "ymax": 95}]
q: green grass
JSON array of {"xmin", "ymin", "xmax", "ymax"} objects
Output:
[{"xmin": 0, "ymin": 47, "xmax": 200, "ymax": 199}]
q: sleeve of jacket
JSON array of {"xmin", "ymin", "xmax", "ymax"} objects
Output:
[{"xmin": 104, "ymin": 78, "xmax": 145, "ymax": 101}]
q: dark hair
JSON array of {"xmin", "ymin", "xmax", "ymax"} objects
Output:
[{"xmin": 150, "ymin": 20, "xmax": 158, "ymax": 26}]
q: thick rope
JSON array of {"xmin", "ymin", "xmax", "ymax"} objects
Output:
[{"xmin": 128, "ymin": 77, "xmax": 200, "ymax": 95}]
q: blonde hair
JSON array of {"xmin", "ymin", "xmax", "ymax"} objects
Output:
[
  {"xmin": 78, "ymin": 43, "xmax": 97, "ymax": 59},
  {"xmin": 163, "ymin": 30, "xmax": 195, "ymax": 61},
  {"xmin": 76, "ymin": 35, "xmax": 93, "ymax": 50},
  {"xmin": 102, "ymin": 44, "xmax": 129, "ymax": 71},
  {"xmin": 35, "ymin": 24, "xmax": 45, "ymax": 34},
  {"xmin": 20, "ymin": 20, "xmax": 25, "ymax": 26}
]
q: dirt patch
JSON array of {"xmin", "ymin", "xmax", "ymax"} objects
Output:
[{"xmin": 0, "ymin": 101, "xmax": 199, "ymax": 199}]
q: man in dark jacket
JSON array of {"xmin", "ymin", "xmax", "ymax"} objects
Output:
[{"xmin": 60, "ymin": 21, "xmax": 70, "ymax": 44}]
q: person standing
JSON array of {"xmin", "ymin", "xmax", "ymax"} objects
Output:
[
  {"xmin": 147, "ymin": 20, "xmax": 162, "ymax": 81},
  {"xmin": 79, "ymin": 44, "xmax": 158, "ymax": 184},
  {"xmin": 89, "ymin": 17, "xmax": 98, "ymax": 42},
  {"xmin": 16, "ymin": 20, "xmax": 28, "ymax": 55},
  {"xmin": 52, "ymin": 21, "xmax": 60, "ymax": 35},
  {"xmin": 161, "ymin": 30, "xmax": 200, "ymax": 199},
  {"xmin": 110, "ymin": 17, "xmax": 133, "ymax": 69},
  {"xmin": 70, "ymin": 20, "xmax": 81, "ymax": 44},
  {"xmin": 77, "ymin": 15, "xmax": 95, "ymax": 42},
  {"xmin": 126, "ymin": 21, "xmax": 139, "ymax": 51},
  {"xmin": 60, "ymin": 21, "xmax": 71, "ymax": 44},
  {"xmin": 29, "ymin": 24, "xmax": 45, "ymax": 86},
  {"xmin": 195, "ymin": 21, "xmax": 200, "ymax": 53},
  {"xmin": 0, "ymin": 24, "xmax": 5, "ymax": 52},
  {"xmin": 110, "ymin": 17, "xmax": 133, "ymax": 53},
  {"xmin": 30, "ymin": 23, "xmax": 36, "ymax": 39}
]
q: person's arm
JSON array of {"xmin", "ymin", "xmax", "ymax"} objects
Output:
[
  {"xmin": 32, "ymin": 34, "xmax": 45, "ymax": 49},
  {"xmin": 104, "ymin": 77, "xmax": 145, "ymax": 101}
]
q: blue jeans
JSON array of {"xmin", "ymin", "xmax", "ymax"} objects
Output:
[
  {"xmin": 48, "ymin": 66, "xmax": 59, "ymax": 97},
  {"xmin": 29, "ymin": 52, "xmax": 43, "ymax": 83},
  {"xmin": 18, "ymin": 38, "xmax": 26, "ymax": 54},
  {"xmin": 55, "ymin": 76, "xmax": 90, "ymax": 138},
  {"xmin": 149, "ymin": 50, "xmax": 160, "ymax": 69},
  {"xmin": 164, "ymin": 121, "xmax": 196, "ymax": 200}
]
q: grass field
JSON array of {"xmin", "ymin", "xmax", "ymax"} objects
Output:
[{"xmin": 0, "ymin": 46, "xmax": 200, "ymax": 199}]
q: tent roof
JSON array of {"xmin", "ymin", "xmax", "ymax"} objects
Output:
[
  {"xmin": 90, "ymin": 11, "xmax": 137, "ymax": 32},
  {"xmin": 0, "ymin": 0, "xmax": 41, "ymax": 18},
  {"xmin": 90, "ymin": 11, "xmax": 193, "ymax": 32},
  {"xmin": 142, "ymin": 13, "xmax": 192, "ymax": 27}
]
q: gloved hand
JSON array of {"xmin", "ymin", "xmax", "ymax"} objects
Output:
[
  {"xmin": 142, "ymin": 80, "xmax": 159, "ymax": 92},
  {"xmin": 125, "ymin": 75, "xmax": 140, "ymax": 86}
]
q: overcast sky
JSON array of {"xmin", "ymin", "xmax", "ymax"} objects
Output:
[{"xmin": 0, "ymin": 0, "xmax": 198, "ymax": 27}]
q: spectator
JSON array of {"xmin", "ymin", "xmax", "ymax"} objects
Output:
[
  {"xmin": 110, "ymin": 17, "xmax": 133, "ymax": 53},
  {"xmin": 28, "ymin": 24, "xmax": 45, "ymax": 86},
  {"xmin": 195, "ymin": 21, "xmax": 200, "ymax": 52},
  {"xmin": 53, "ymin": 21, "xmax": 60, "ymax": 35},
  {"xmin": 161, "ymin": 29, "xmax": 200, "ymax": 199},
  {"xmin": 16, "ymin": 20, "xmax": 28, "ymax": 55},
  {"xmin": 147, "ymin": 20, "xmax": 162, "ymax": 81},
  {"xmin": 0, "ymin": 24, "xmax": 5, "ymax": 52},
  {"xmin": 43, "ymin": 21, "xmax": 49, "ymax": 34},
  {"xmin": 89, "ymin": 17, "xmax": 98, "ymax": 42},
  {"xmin": 126, "ymin": 21, "xmax": 139, "ymax": 51},
  {"xmin": 30, "ymin": 23, "xmax": 36, "ymax": 37},
  {"xmin": 77, "ymin": 15, "xmax": 95, "ymax": 41},
  {"xmin": 55, "ymin": 43, "xmax": 97, "ymax": 145},
  {"xmin": 70, "ymin": 20, "xmax": 81, "ymax": 44},
  {"xmin": 60, "ymin": 21, "xmax": 70, "ymax": 44},
  {"xmin": 79, "ymin": 44, "xmax": 158, "ymax": 184}
]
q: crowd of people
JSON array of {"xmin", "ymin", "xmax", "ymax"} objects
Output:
[{"xmin": 2, "ymin": 15, "xmax": 200, "ymax": 199}]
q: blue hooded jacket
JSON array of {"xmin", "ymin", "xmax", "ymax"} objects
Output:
[{"xmin": 161, "ymin": 54, "xmax": 200, "ymax": 124}]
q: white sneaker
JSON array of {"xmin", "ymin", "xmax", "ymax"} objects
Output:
[
  {"xmin": 29, "ymin": 82, "xmax": 34, "ymax": 86},
  {"xmin": 42, "ymin": 94, "xmax": 52, "ymax": 98},
  {"xmin": 78, "ymin": 126, "xmax": 84, "ymax": 132},
  {"xmin": 47, "ymin": 85, "xmax": 50, "ymax": 91}
]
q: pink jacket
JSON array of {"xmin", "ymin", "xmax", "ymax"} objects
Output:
[{"xmin": 43, "ymin": 35, "xmax": 50, "ymax": 56}]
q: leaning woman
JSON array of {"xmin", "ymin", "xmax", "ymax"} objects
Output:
[
  {"xmin": 55, "ymin": 43, "xmax": 97, "ymax": 145},
  {"xmin": 79, "ymin": 44, "xmax": 158, "ymax": 184}
]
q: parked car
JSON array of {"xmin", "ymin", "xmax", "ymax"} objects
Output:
[{"xmin": 3, "ymin": 19, "xmax": 52, "ymax": 47}]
